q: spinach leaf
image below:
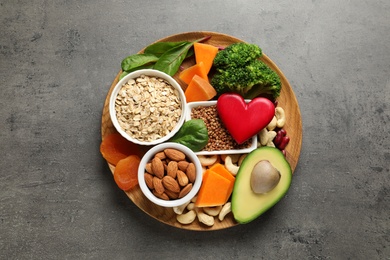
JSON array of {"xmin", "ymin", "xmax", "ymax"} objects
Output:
[
  {"xmin": 119, "ymin": 63, "xmax": 155, "ymax": 80},
  {"xmin": 119, "ymin": 71, "xmax": 129, "ymax": 80},
  {"xmin": 121, "ymin": 53, "xmax": 159, "ymax": 72},
  {"xmin": 185, "ymin": 48, "xmax": 195, "ymax": 59},
  {"xmin": 153, "ymin": 41, "xmax": 193, "ymax": 76},
  {"xmin": 120, "ymin": 36, "xmax": 210, "ymax": 77},
  {"xmin": 144, "ymin": 41, "xmax": 187, "ymax": 57},
  {"xmin": 169, "ymin": 119, "xmax": 209, "ymax": 152},
  {"xmin": 153, "ymin": 36, "xmax": 211, "ymax": 76}
]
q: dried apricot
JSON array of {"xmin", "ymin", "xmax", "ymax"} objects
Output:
[
  {"xmin": 100, "ymin": 133, "xmax": 143, "ymax": 166},
  {"xmin": 113, "ymin": 155, "xmax": 141, "ymax": 191}
]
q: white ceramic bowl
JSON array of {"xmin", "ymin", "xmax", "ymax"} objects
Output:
[
  {"xmin": 138, "ymin": 142, "xmax": 203, "ymax": 208},
  {"xmin": 185, "ymin": 101, "xmax": 257, "ymax": 155},
  {"xmin": 109, "ymin": 69, "xmax": 187, "ymax": 146}
]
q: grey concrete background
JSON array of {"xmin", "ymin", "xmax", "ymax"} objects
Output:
[{"xmin": 1, "ymin": 0, "xmax": 389, "ymax": 259}]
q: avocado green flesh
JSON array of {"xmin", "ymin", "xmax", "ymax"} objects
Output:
[{"xmin": 231, "ymin": 147, "xmax": 292, "ymax": 224}]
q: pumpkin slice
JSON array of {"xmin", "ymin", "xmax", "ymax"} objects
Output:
[
  {"xmin": 184, "ymin": 74, "xmax": 217, "ymax": 103},
  {"xmin": 179, "ymin": 62, "xmax": 209, "ymax": 85},
  {"xmin": 195, "ymin": 169, "xmax": 232, "ymax": 207},
  {"xmin": 209, "ymin": 163, "xmax": 235, "ymax": 203},
  {"xmin": 209, "ymin": 163, "xmax": 235, "ymax": 183},
  {"xmin": 194, "ymin": 42, "xmax": 219, "ymax": 75}
]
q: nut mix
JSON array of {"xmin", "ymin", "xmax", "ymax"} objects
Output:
[
  {"xmin": 191, "ymin": 105, "xmax": 251, "ymax": 151},
  {"xmin": 144, "ymin": 148, "xmax": 196, "ymax": 200},
  {"xmin": 115, "ymin": 75, "xmax": 182, "ymax": 142}
]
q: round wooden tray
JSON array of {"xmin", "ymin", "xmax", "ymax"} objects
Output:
[{"xmin": 101, "ymin": 31, "xmax": 302, "ymax": 231}]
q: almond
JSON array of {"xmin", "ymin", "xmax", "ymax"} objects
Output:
[
  {"xmin": 179, "ymin": 183, "xmax": 192, "ymax": 198},
  {"xmin": 167, "ymin": 161, "xmax": 178, "ymax": 178},
  {"xmin": 162, "ymin": 175, "xmax": 180, "ymax": 193},
  {"xmin": 153, "ymin": 190, "xmax": 169, "ymax": 200},
  {"xmin": 163, "ymin": 163, "xmax": 168, "ymax": 172},
  {"xmin": 164, "ymin": 189, "xmax": 179, "ymax": 199},
  {"xmin": 153, "ymin": 177, "xmax": 165, "ymax": 195},
  {"xmin": 145, "ymin": 162, "xmax": 153, "ymax": 174},
  {"xmin": 177, "ymin": 170, "xmax": 189, "ymax": 187},
  {"xmin": 151, "ymin": 157, "xmax": 164, "ymax": 178},
  {"xmin": 144, "ymin": 173, "xmax": 154, "ymax": 189},
  {"xmin": 177, "ymin": 160, "xmax": 189, "ymax": 171},
  {"xmin": 155, "ymin": 151, "xmax": 166, "ymax": 160},
  {"xmin": 164, "ymin": 148, "xmax": 186, "ymax": 161},
  {"xmin": 186, "ymin": 163, "xmax": 196, "ymax": 183}
]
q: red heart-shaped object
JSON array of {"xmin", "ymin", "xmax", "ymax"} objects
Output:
[{"xmin": 217, "ymin": 93, "xmax": 275, "ymax": 144}]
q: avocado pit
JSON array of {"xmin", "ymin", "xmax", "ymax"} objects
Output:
[{"xmin": 250, "ymin": 160, "xmax": 281, "ymax": 194}]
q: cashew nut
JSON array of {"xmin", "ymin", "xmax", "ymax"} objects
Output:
[
  {"xmin": 197, "ymin": 155, "xmax": 218, "ymax": 166},
  {"xmin": 238, "ymin": 154, "xmax": 247, "ymax": 166},
  {"xmin": 173, "ymin": 198, "xmax": 232, "ymax": 225},
  {"xmin": 218, "ymin": 202, "xmax": 232, "ymax": 221},
  {"xmin": 224, "ymin": 155, "xmax": 239, "ymax": 176},
  {"xmin": 195, "ymin": 208, "xmax": 214, "ymax": 226},
  {"xmin": 176, "ymin": 210, "xmax": 196, "ymax": 224},
  {"xmin": 259, "ymin": 128, "xmax": 277, "ymax": 147},
  {"xmin": 187, "ymin": 202, "xmax": 195, "ymax": 211},
  {"xmin": 259, "ymin": 128, "xmax": 269, "ymax": 146},
  {"xmin": 203, "ymin": 205, "xmax": 222, "ymax": 216},
  {"xmin": 266, "ymin": 131, "xmax": 277, "ymax": 147},
  {"xmin": 267, "ymin": 116, "xmax": 277, "ymax": 131},
  {"xmin": 173, "ymin": 200, "xmax": 191, "ymax": 215},
  {"xmin": 220, "ymin": 154, "xmax": 240, "ymax": 163},
  {"xmin": 275, "ymin": 107, "xmax": 286, "ymax": 128},
  {"xmin": 191, "ymin": 195, "xmax": 198, "ymax": 203}
]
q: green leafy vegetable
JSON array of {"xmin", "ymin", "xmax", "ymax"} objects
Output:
[
  {"xmin": 144, "ymin": 41, "xmax": 187, "ymax": 57},
  {"xmin": 121, "ymin": 53, "xmax": 159, "ymax": 72},
  {"xmin": 119, "ymin": 63, "xmax": 154, "ymax": 80},
  {"xmin": 169, "ymin": 119, "xmax": 209, "ymax": 152},
  {"xmin": 185, "ymin": 48, "xmax": 195, "ymax": 59},
  {"xmin": 153, "ymin": 36, "xmax": 210, "ymax": 76},
  {"xmin": 119, "ymin": 71, "xmax": 129, "ymax": 80},
  {"xmin": 120, "ymin": 36, "xmax": 211, "ymax": 77},
  {"xmin": 153, "ymin": 42, "xmax": 194, "ymax": 76}
]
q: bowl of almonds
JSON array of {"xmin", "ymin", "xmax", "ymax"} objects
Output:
[
  {"xmin": 109, "ymin": 69, "xmax": 187, "ymax": 146},
  {"xmin": 138, "ymin": 142, "xmax": 203, "ymax": 208}
]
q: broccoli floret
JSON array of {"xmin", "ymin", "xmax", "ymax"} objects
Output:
[
  {"xmin": 211, "ymin": 60, "xmax": 281, "ymax": 99},
  {"xmin": 213, "ymin": 42, "xmax": 262, "ymax": 68},
  {"xmin": 211, "ymin": 43, "xmax": 281, "ymax": 100},
  {"xmin": 212, "ymin": 60, "xmax": 265, "ymax": 94},
  {"xmin": 244, "ymin": 61, "xmax": 281, "ymax": 99}
]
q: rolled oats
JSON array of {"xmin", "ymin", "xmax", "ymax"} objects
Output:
[{"xmin": 115, "ymin": 75, "xmax": 182, "ymax": 142}]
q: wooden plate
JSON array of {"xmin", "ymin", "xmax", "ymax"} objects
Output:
[{"xmin": 101, "ymin": 31, "xmax": 302, "ymax": 231}]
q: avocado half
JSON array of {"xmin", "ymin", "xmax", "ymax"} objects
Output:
[{"xmin": 231, "ymin": 146, "xmax": 292, "ymax": 224}]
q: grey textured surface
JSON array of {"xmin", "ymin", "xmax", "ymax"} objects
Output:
[{"xmin": 1, "ymin": 0, "xmax": 389, "ymax": 259}]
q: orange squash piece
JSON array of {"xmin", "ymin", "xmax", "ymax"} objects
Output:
[
  {"xmin": 184, "ymin": 74, "xmax": 217, "ymax": 102},
  {"xmin": 113, "ymin": 155, "xmax": 141, "ymax": 191},
  {"xmin": 209, "ymin": 163, "xmax": 235, "ymax": 183},
  {"xmin": 100, "ymin": 133, "xmax": 143, "ymax": 166},
  {"xmin": 195, "ymin": 169, "xmax": 233, "ymax": 207},
  {"xmin": 209, "ymin": 163, "xmax": 235, "ymax": 201},
  {"xmin": 179, "ymin": 62, "xmax": 209, "ymax": 85},
  {"xmin": 194, "ymin": 42, "xmax": 219, "ymax": 75}
]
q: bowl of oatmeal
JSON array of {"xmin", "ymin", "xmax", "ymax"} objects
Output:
[{"xmin": 109, "ymin": 69, "xmax": 187, "ymax": 146}]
